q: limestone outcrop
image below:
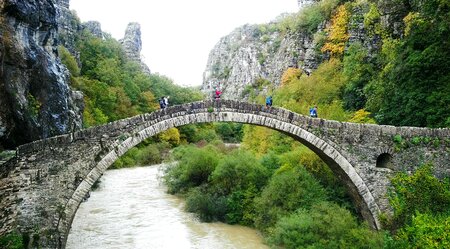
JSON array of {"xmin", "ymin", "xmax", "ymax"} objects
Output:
[
  {"xmin": 120, "ymin": 22, "xmax": 151, "ymax": 75},
  {"xmin": 83, "ymin": 21, "xmax": 103, "ymax": 38},
  {"xmin": 0, "ymin": 0, "xmax": 83, "ymax": 148},
  {"xmin": 298, "ymin": 0, "xmax": 318, "ymax": 9},
  {"xmin": 56, "ymin": 0, "xmax": 80, "ymax": 52},
  {"xmin": 202, "ymin": 23, "xmax": 323, "ymax": 100}
]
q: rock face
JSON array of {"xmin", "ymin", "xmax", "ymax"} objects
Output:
[
  {"xmin": 202, "ymin": 23, "xmax": 323, "ymax": 100},
  {"xmin": 120, "ymin": 22, "xmax": 151, "ymax": 74},
  {"xmin": 56, "ymin": 0, "xmax": 80, "ymax": 52},
  {"xmin": 202, "ymin": 1, "xmax": 408, "ymax": 101},
  {"xmin": 298, "ymin": 0, "xmax": 318, "ymax": 9},
  {"xmin": 0, "ymin": 0, "xmax": 83, "ymax": 149},
  {"xmin": 83, "ymin": 21, "xmax": 103, "ymax": 38}
]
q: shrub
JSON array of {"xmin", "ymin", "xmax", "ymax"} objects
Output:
[
  {"xmin": 193, "ymin": 128, "xmax": 219, "ymax": 143},
  {"xmin": 269, "ymin": 202, "xmax": 384, "ymax": 249},
  {"xmin": 386, "ymin": 212, "xmax": 450, "ymax": 249},
  {"xmin": 349, "ymin": 109, "xmax": 376, "ymax": 124},
  {"xmin": 278, "ymin": 0, "xmax": 342, "ymax": 34},
  {"xmin": 0, "ymin": 232, "xmax": 24, "ymax": 249},
  {"xmin": 280, "ymin": 68, "xmax": 302, "ymax": 87},
  {"xmin": 210, "ymin": 150, "xmax": 269, "ymax": 195},
  {"xmin": 254, "ymin": 166, "xmax": 327, "ymax": 231},
  {"xmin": 214, "ymin": 123, "xmax": 243, "ymax": 143},
  {"xmin": 163, "ymin": 145, "xmax": 221, "ymax": 194},
  {"xmin": 321, "ymin": 4, "xmax": 351, "ymax": 57},
  {"xmin": 185, "ymin": 187, "xmax": 228, "ymax": 222},
  {"xmin": 157, "ymin": 128, "xmax": 181, "ymax": 146},
  {"xmin": 386, "ymin": 163, "xmax": 450, "ymax": 231},
  {"xmin": 225, "ymin": 185, "xmax": 259, "ymax": 225},
  {"xmin": 58, "ymin": 45, "xmax": 80, "ymax": 76},
  {"xmin": 259, "ymin": 151, "xmax": 282, "ymax": 172}
]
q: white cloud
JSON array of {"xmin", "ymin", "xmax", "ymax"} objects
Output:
[{"xmin": 70, "ymin": 0, "xmax": 298, "ymax": 87}]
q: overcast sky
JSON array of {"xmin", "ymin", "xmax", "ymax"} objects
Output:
[{"xmin": 70, "ymin": 0, "xmax": 299, "ymax": 87}]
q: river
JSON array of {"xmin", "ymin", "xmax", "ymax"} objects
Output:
[{"xmin": 66, "ymin": 165, "xmax": 269, "ymax": 249}]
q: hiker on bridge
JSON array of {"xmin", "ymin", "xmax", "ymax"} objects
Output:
[
  {"xmin": 310, "ymin": 105, "xmax": 318, "ymax": 118},
  {"xmin": 214, "ymin": 88, "xmax": 222, "ymax": 101},
  {"xmin": 266, "ymin": 96, "xmax": 273, "ymax": 109}
]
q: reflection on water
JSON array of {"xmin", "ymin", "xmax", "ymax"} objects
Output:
[{"xmin": 66, "ymin": 165, "xmax": 269, "ymax": 249}]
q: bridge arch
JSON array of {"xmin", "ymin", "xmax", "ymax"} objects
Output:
[{"xmin": 58, "ymin": 103, "xmax": 381, "ymax": 246}]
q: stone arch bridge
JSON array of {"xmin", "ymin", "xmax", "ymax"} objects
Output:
[{"xmin": 1, "ymin": 100, "xmax": 449, "ymax": 248}]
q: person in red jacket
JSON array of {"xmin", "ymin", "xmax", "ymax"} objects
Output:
[{"xmin": 214, "ymin": 88, "xmax": 222, "ymax": 100}]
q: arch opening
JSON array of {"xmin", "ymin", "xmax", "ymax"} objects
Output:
[{"xmin": 376, "ymin": 153, "xmax": 393, "ymax": 169}]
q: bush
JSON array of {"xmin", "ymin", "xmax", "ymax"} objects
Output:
[
  {"xmin": 225, "ymin": 186, "xmax": 259, "ymax": 225},
  {"xmin": 185, "ymin": 187, "xmax": 228, "ymax": 222},
  {"xmin": 386, "ymin": 163, "xmax": 450, "ymax": 231},
  {"xmin": 0, "ymin": 232, "xmax": 24, "ymax": 249},
  {"xmin": 58, "ymin": 45, "xmax": 80, "ymax": 76},
  {"xmin": 157, "ymin": 128, "xmax": 181, "ymax": 146},
  {"xmin": 386, "ymin": 212, "xmax": 450, "ymax": 249},
  {"xmin": 210, "ymin": 150, "xmax": 269, "ymax": 195},
  {"xmin": 278, "ymin": 0, "xmax": 342, "ymax": 34},
  {"xmin": 163, "ymin": 145, "xmax": 221, "ymax": 194},
  {"xmin": 259, "ymin": 151, "xmax": 282, "ymax": 172},
  {"xmin": 269, "ymin": 202, "xmax": 384, "ymax": 249},
  {"xmin": 193, "ymin": 128, "xmax": 219, "ymax": 143},
  {"xmin": 214, "ymin": 123, "xmax": 243, "ymax": 143},
  {"xmin": 254, "ymin": 166, "xmax": 327, "ymax": 231}
]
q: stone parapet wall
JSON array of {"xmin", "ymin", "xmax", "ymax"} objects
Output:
[{"xmin": 17, "ymin": 100, "xmax": 450, "ymax": 156}]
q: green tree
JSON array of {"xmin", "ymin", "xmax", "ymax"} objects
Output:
[
  {"xmin": 254, "ymin": 166, "xmax": 327, "ymax": 231},
  {"xmin": 369, "ymin": 0, "xmax": 450, "ymax": 127},
  {"xmin": 386, "ymin": 163, "xmax": 450, "ymax": 231}
]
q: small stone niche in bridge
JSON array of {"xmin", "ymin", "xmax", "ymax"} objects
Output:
[{"xmin": 376, "ymin": 153, "xmax": 393, "ymax": 169}]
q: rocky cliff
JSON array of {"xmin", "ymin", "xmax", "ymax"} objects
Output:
[
  {"xmin": 0, "ymin": 0, "xmax": 151, "ymax": 150},
  {"xmin": 202, "ymin": 23, "xmax": 323, "ymax": 100},
  {"xmin": 202, "ymin": 0, "xmax": 406, "ymax": 101},
  {"xmin": 56, "ymin": 0, "xmax": 80, "ymax": 52},
  {"xmin": 0, "ymin": 0, "xmax": 83, "ymax": 149},
  {"xmin": 120, "ymin": 22, "xmax": 151, "ymax": 75},
  {"xmin": 298, "ymin": 0, "xmax": 318, "ymax": 8}
]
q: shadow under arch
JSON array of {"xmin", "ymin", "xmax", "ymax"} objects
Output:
[{"xmin": 59, "ymin": 105, "xmax": 381, "ymax": 246}]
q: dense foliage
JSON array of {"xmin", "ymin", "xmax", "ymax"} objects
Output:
[
  {"xmin": 384, "ymin": 164, "xmax": 450, "ymax": 248},
  {"xmin": 269, "ymin": 202, "xmax": 384, "ymax": 249},
  {"xmin": 268, "ymin": 0, "xmax": 450, "ymax": 128},
  {"xmin": 0, "ymin": 232, "xmax": 23, "ymax": 249},
  {"xmin": 163, "ymin": 140, "xmax": 382, "ymax": 247},
  {"xmin": 367, "ymin": 0, "xmax": 450, "ymax": 127}
]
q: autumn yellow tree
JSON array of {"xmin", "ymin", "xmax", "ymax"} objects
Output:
[
  {"xmin": 321, "ymin": 4, "xmax": 350, "ymax": 57},
  {"xmin": 280, "ymin": 67, "xmax": 302, "ymax": 87}
]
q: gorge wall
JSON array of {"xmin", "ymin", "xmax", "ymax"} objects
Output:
[
  {"xmin": 202, "ymin": 23, "xmax": 323, "ymax": 100},
  {"xmin": 0, "ymin": 0, "xmax": 150, "ymax": 149},
  {"xmin": 201, "ymin": 0, "xmax": 407, "ymax": 100},
  {"xmin": 0, "ymin": 0, "xmax": 83, "ymax": 149}
]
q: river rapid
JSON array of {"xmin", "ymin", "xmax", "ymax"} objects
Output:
[{"xmin": 66, "ymin": 165, "xmax": 269, "ymax": 249}]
